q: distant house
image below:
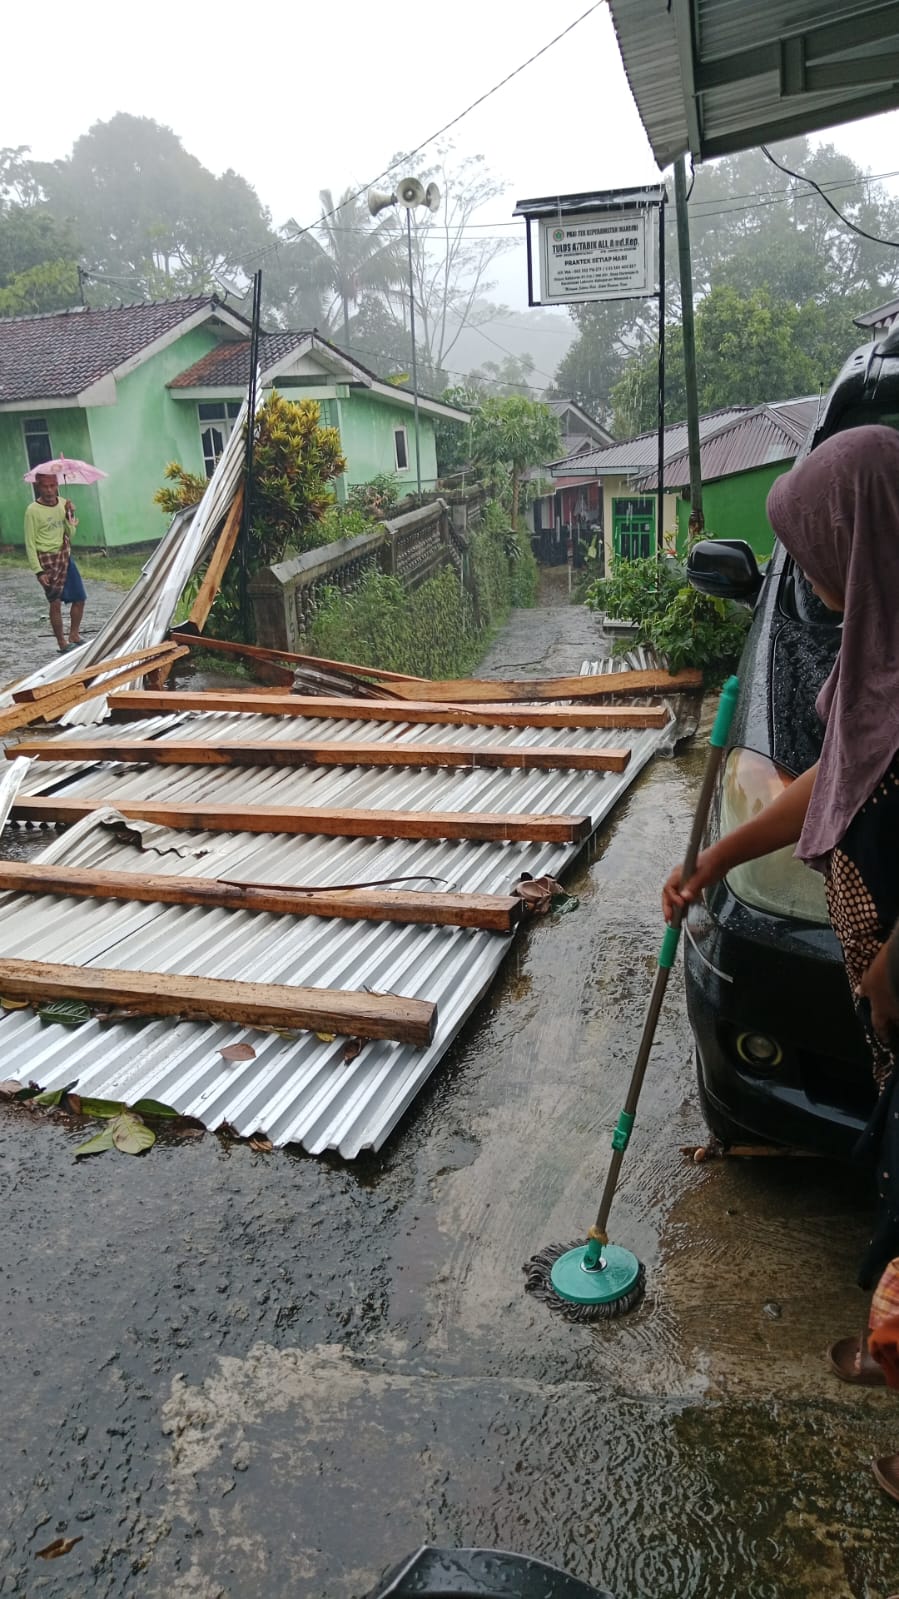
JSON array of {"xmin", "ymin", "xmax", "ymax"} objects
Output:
[
  {"xmin": 549, "ymin": 397, "xmax": 818, "ymax": 569},
  {"xmin": 853, "ymin": 298, "xmax": 899, "ymax": 338},
  {"xmin": 528, "ymin": 399, "xmax": 614, "ymax": 563},
  {"xmin": 0, "ymin": 300, "xmax": 468, "ymax": 551}
]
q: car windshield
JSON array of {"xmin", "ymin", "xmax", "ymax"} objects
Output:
[{"xmin": 779, "ymin": 563, "xmax": 842, "ymax": 627}]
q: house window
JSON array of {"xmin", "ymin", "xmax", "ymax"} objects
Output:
[
  {"xmin": 23, "ymin": 417, "xmax": 52, "ymax": 471},
  {"xmin": 612, "ymin": 496, "xmax": 655, "ymax": 561},
  {"xmin": 393, "ymin": 427, "xmax": 409, "ymax": 472},
  {"xmin": 198, "ymin": 400, "xmax": 243, "ymax": 477}
]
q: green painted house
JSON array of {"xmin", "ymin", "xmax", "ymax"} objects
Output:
[{"xmin": 0, "ymin": 299, "xmax": 468, "ymax": 550}]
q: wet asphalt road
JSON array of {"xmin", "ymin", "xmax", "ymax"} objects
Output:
[{"xmin": 1, "ymin": 579, "xmax": 897, "ymax": 1598}]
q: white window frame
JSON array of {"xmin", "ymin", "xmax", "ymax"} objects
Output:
[
  {"xmin": 393, "ymin": 426, "xmax": 409, "ymax": 472},
  {"xmin": 198, "ymin": 400, "xmax": 242, "ymax": 477}
]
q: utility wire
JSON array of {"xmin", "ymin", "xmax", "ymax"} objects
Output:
[{"xmin": 761, "ymin": 145, "xmax": 899, "ymax": 248}]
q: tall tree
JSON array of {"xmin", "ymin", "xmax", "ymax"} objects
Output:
[
  {"xmin": 470, "ymin": 396, "xmax": 561, "ymax": 528},
  {"xmin": 32, "ymin": 114, "xmax": 275, "ymax": 300},
  {"xmin": 301, "ymin": 189, "xmax": 405, "ymax": 351},
  {"xmin": 0, "ymin": 146, "xmax": 80, "ymax": 314}
]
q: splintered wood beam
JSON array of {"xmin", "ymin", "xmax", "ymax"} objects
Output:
[
  {"xmin": 10, "ymin": 796, "xmax": 592, "ymax": 844},
  {"xmin": 107, "ymin": 690, "xmax": 670, "ymax": 731},
  {"xmin": 12, "ymin": 643, "xmax": 178, "ymax": 703},
  {"xmin": 12, "ymin": 736, "xmax": 632, "ymax": 775},
  {"xmin": 348, "ymin": 666, "xmax": 703, "ymax": 703},
  {"xmin": 0, "ymin": 649, "xmax": 189, "ymax": 738},
  {"xmin": 170, "ymin": 630, "xmax": 421, "ymax": 683},
  {"xmin": 185, "ymin": 487, "xmax": 245, "ymax": 632},
  {"xmin": 0, "ymin": 958, "xmax": 436, "ymax": 1045},
  {"xmin": 0, "ymin": 861, "xmax": 523, "ymax": 933}
]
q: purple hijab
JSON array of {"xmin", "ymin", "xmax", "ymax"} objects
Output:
[{"xmin": 766, "ymin": 424, "xmax": 899, "ymax": 867}]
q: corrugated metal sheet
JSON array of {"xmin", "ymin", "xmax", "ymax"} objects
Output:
[
  {"xmin": 0, "ymin": 678, "xmax": 672, "ymax": 1157},
  {"xmin": 632, "ymin": 399, "xmax": 820, "ymax": 490},
  {"xmin": 609, "ymin": 0, "xmax": 899, "ymax": 168},
  {"xmin": 554, "ymin": 409, "xmax": 749, "ymax": 477}
]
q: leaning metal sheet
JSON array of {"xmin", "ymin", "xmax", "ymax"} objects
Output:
[{"xmin": 0, "ymin": 695, "xmax": 672, "ymax": 1157}]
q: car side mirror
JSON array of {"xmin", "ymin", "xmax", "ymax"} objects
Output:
[{"xmin": 687, "ymin": 538, "xmax": 762, "ymax": 604}]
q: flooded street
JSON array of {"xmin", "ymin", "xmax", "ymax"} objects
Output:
[{"xmin": 0, "ymin": 587, "xmax": 896, "ymax": 1598}]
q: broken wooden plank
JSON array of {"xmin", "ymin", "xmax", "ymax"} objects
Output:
[
  {"xmin": 0, "ymin": 957, "xmax": 436, "ymax": 1045},
  {"xmin": 171, "ymin": 629, "xmax": 420, "ymax": 683},
  {"xmin": 107, "ymin": 690, "xmax": 670, "ymax": 731},
  {"xmin": 376, "ymin": 667, "xmax": 702, "ymax": 702},
  {"xmin": 185, "ymin": 486, "xmax": 245, "ymax": 632},
  {"xmin": 10, "ymin": 796, "xmax": 593, "ymax": 844},
  {"xmin": 12, "ymin": 736, "xmax": 632, "ymax": 775},
  {"xmin": 0, "ymin": 861, "xmax": 523, "ymax": 933},
  {"xmin": 12, "ymin": 642, "xmax": 177, "ymax": 703},
  {"xmin": 0, "ymin": 649, "xmax": 189, "ymax": 739}
]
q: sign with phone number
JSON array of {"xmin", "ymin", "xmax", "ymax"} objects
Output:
[{"xmin": 538, "ymin": 209, "xmax": 654, "ymax": 304}]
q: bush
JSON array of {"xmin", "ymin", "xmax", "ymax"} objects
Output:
[
  {"xmin": 584, "ymin": 554, "xmax": 749, "ymax": 682},
  {"xmin": 347, "ymin": 473, "xmax": 401, "ymax": 517}
]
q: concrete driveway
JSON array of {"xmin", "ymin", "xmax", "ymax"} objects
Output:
[{"xmin": 0, "ymin": 599, "xmax": 896, "ymax": 1599}]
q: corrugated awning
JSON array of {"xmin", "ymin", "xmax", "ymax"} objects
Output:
[{"xmin": 609, "ymin": 0, "xmax": 899, "ymax": 167}]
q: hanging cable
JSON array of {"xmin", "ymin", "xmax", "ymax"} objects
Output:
[{"xmin": 761, "ymin": 144, "xmax": 899, "ymax": 248}]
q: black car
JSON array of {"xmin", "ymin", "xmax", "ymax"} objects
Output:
[{"xmin": 682, "ymin": 326, "xmax": 899, "ymax": 1153}]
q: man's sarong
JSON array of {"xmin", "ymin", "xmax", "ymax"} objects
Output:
[{"xmin": 36, "ymin": 531, "xmax": 71, "ymax": 602}]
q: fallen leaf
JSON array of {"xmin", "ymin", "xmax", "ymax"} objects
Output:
[
  {"xmin": 37, "ymin": 1000, "xmax": 91, "ymax": 1028},
  {"xmin": 248, "ymin": 1135, "xmax": 273, "ymax": 1153},
  {"xmin": 133, "ymin": 1099, "xmax": 179, "ymax": 1117},
  {"xmin": 342, "ymin": 1037, "xmax": 363, "ymax": 1064},
  {"xmin": 111, "ymin": 1113, "xmax": 156, "ymax": 1155},
  {"xmin": 33, "ymin": 1081, "xmax": 79, "ymax": 1108},
  {"xmin": 219, "ymin": 1043, "xmax": 256, "ymax": 1063},
  {"xmin": 63, "ymin": 1092, "xmax": 83, "ymax": 1115},
  {"xmin": 315, "ymin": 1032, "xmax": 336, "ymax": 1044},
  {"xmin": 75, "ymin": 1126, "xmax": 116, "ymax": 1158},
  {"xmin": 35, "ymin": 1535, "xmax": 83, "ymax": 1561},
  {"xmin": 0, "ymin": 996, "xmax": 28, "ymax": 1011},
  {"xmin": 77, "ymin": 1098, "xmax": 126, "ymax": 1118},
  {"xmin": 0, "ymin": 1080, "xmax": 23, "ymax": 1097}
]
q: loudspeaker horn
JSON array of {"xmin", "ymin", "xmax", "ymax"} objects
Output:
[
  {"xmin": 396, "ymin": 176, "xmax": 426, "ymax": 209},
  {"xmin": 425, "ymin": 182, "xmax": 441, "ymax": 214},
  {"xmin": 368, "ymin": 188, "xmax": 396, "ymax": 217}
]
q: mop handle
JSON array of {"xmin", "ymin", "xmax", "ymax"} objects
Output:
[{"xmin": 588, "ymin": 677, "xmax": 739, "ymax": 1249}]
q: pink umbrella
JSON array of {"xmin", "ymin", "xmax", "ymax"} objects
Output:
[{"xmin": 24, "ymin": 456, "xmax": 108, "ymax": 485}]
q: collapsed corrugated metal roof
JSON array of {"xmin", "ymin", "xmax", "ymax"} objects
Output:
[{"xmin": 0, "ymin": 676, "xmax": 673, "ymax": 1157}]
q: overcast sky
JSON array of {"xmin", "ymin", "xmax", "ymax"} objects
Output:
[{"xmin": 5, "ymin": 0, "xmax": 899, "ymax": 333}]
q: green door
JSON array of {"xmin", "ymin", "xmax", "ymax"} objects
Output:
[{"xmin": 612, "ymin": 496, "xmax": 655, "ymax": 560}]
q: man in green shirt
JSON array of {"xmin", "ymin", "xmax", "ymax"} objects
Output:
[{"xmin": 24, "ymin": 473, "xmax": 86, "ymax": 653}]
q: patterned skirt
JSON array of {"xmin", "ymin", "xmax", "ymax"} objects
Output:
[
  {"xmin": 869, "ymin": 1256, "xmax": 899, "ymax": 1387},
  {"xmin": 36, "ymin": 532, "xmax": 71, "ymax": 603},
  {"xmin": 825, "ymin": 752, "xmax": 899, "ymax": 1286},
  {"xmin": 824, "ymin": 753, "xmax": 899, "ymax": 1091}
]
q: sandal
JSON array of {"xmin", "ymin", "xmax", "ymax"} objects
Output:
[
  {"xmin": 827, "ymin": 1333, "xmax": 886, "ymax": 1386},
  {"xmin": 872, "ymin": 1452, "xmax": 899, "ymax": 1504}
]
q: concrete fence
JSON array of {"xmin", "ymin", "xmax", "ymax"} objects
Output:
[{"xmin": 248, "ymin": 490, "xmax": 487, "ymax": 652}]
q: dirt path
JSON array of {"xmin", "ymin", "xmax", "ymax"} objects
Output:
[{"xmin": 0, "ymin": 564, "xmax": 124, "ymax": 688}]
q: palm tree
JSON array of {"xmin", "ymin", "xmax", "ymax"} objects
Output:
[{"xmin": 311, "ymin": 188, "xmax": 405, "ymax": 352}]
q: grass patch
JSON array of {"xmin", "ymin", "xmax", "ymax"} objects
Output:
[{"xmin": 0, "ymin": 548, "xmax": 148, "ymax": 592}]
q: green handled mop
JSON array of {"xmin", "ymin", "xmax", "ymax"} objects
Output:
[{"xmin": 525, "ymin": 675, "xmax": 739, "ymax": 1322}]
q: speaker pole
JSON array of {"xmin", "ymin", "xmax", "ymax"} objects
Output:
[{"xmin": 406, "ymin": 208, "xmax": 423, "ymax": 498}]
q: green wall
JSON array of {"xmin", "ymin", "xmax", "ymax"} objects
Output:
[
  {"xmin": 87, "ymin": 323, "xmax": 219, "ymax": 548},
  {"xmin": 675, "ymin": 460, "xmax": 793, "ymax": 560},
  {"xmin": 336, "ymin": 390, "xmax": 439, "ymax": 491},
  {"xmin": 0, "ymin": 407, "xmax": 102, "ymax": 551}
]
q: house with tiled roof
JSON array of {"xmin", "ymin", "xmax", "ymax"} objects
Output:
[
  {"xmin": 0, "ymin": 301, "xmax": 468, "ymax": 550},
  {"xmin": 541, "ymin": 396, "xmax": 818, "ymax": 569}
]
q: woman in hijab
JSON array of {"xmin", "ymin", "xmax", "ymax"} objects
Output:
[{"xmin": 663, "ymin": 424, "xmax": 899, "ymax": 1504}]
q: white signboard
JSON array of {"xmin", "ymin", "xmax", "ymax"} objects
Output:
[{"xmin": 538, "ymin": 209, "xmax": 655, "ymax": 305}]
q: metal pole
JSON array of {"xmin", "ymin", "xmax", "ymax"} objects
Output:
[
  {"xmin": 675, "ymin": 157, "xmax": 703, "ymax": 540},
  {"xmin": 656, "ymin": 199, "xmax": 666, "ymax": 556},
  {"xmin": 406, "ymin": 209, "xmax": 423, "ymax": 498},
  {"xmin": 239, "ymin": 269, "xmax": 262, "ymax": 642}
]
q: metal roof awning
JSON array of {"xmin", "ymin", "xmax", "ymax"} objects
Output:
[{"xmin": 609, "ymin": 0, "xmax": 899, "ymax": 168}]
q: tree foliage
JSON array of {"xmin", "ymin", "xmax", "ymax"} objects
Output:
[
  {"xmin": 0, "ymin": 146, "xmax": 80, "ymax": 313},
  {"xmin": 469, "ymin": 396, "xmax": 561, "ymax": 527}
]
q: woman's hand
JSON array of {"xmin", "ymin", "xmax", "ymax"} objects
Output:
[
  {"xmin": 662, "ymin": 847, "xmax": 724, "ymax": 923},
  {"xmin": 858, "ymin": 946, "xmax": 899, "ymax": 1043}
]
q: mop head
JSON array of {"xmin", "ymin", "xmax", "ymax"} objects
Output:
[{"xmin": 523, "ymin": 1240, "xmax": 646, "ymax": 1322}]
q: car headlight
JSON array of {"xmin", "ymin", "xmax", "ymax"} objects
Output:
[{"xmin": 718, "ymin": 748, "xmax": 829, "ymax": 925}]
